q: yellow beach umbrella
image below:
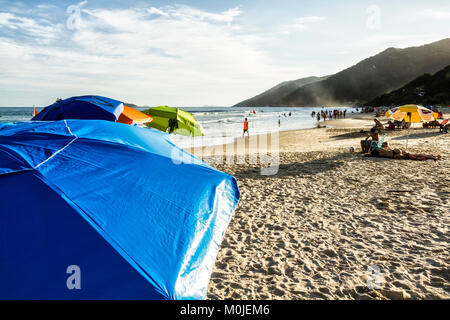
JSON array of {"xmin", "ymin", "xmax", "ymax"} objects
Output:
[
  {"xmin": 385, "ymin": 104, "xmax": 438, "ymax": 149},
  {"xmin": 385, "ymin": 104, "xmax": 438, "ymax": 123}
]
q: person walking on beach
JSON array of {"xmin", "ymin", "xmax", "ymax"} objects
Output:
[{"xmin": 243, "ymin": 118, "xmax": 249, "ymax": 137}]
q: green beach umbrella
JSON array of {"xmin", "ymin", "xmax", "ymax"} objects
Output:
[{"xmin": 143, "ymin": 106, "xmax": 205, "ymax": 137}]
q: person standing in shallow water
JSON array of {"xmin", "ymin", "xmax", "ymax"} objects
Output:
[{"xmin": 243, "ymin": 118, "xmax": 249, "ymax": 137}]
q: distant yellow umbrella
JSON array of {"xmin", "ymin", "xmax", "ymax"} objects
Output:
[{"xmin": 385, "ymin": 104, "xmax": 438, "ymax": 123}]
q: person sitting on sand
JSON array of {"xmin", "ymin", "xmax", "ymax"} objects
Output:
[
  {"xmin": 386, "ymin": 121, "xmax": 395, "ymax": 131},
  {"xmin": 373, "ymin": 119, "xmax": 384, "ymax": 131},
  {"xmin": 369, "ymin": 142, "xmax": 441, "ymax": 161},
  {"xmin": 360, "ymin": 128, "xmax": 379, "ymax": 153},
  {"xmin": 401, "ymin": 119, "xmax": 411, "ymax": 129}
]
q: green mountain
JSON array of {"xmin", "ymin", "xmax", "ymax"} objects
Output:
[
  {"xmin": 234, "ymin": 38, "xmax": 450, "ymax": 107},
  {"xmin": 367, "ymin": 65, "xmax": 450, "ymax": 106}
]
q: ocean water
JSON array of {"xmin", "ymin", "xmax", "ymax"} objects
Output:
[
  {"xmin": 173, "ymin": 107, "xmax": 325, "ymax": 148},
  {"xmin": 0, "ymin": 106, "xmax": 349, "ymax": 148}
]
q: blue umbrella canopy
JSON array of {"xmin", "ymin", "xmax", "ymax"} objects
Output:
[
  {"xmin": 0, "ymin": 120, "xmax": 240, "ymax": 299},
  {"xmin": 32, "ymin": 95, "xmax": 124, "ymax": 121}
]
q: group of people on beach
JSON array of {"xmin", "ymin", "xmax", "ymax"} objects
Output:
[
  {"xmin": 242, "ymin": 111, "xmax": 295, "ymax": 136},
  {"xmin": 278, "ymin": 112, "xmax": 292, "ymax": 127},
  {"xmin": 312, "ymin": 109, "xmax": 347, "ymax": 122},
  {"xmin": 360, "ymin": 119, "xmax": 442, "ymax": 161},
  {"xmin": 356, "ymin": 107, "xmax": 375, "ymax": 114}
]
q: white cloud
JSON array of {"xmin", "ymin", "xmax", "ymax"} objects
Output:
[
  {"xmin": 402, "ymin": 5, "xmax": 450, "ymax": 24},
  {"xmin": 417, "ymin": 8, "xmax": 450, "ymax": 19},
  {"xmin": 296, "ymin": 16, "xmax": 327, "ymax": 24},
  {"xmin": 133, "ymin": 5, "xmax": 243, "ymax": 23},
  {"xmin": 0, "ymin": 5, "xmax": 303, "ymax": 106},
  {"xmin": 36, "ymin": 4, "xmax": 57, "ymax": 10},
  {"xmin": 354, "ymin": 33, "xmax": 445, "ymax": 49},
  {"xmin": 147, "ymin": 7, "xmax": 169, "ymax": 17},
  {"xmin": 0, "ymin": 12, "xmax": 63, "ymax": 43},
  {"xmin": 169, "ymin": 5, "xmax": 243, "ymax": 23},
  {"xmin": 280, "ymin": 15, "xmax": 327, "ymax": 34}
]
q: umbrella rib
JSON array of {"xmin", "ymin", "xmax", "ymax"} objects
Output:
[
  {"xmin": 90, "ymin": 96, "xmax": 115, "ymax": 108},
  {"xmin": 34, "ymin": 137, "xmax": 78, "ymax": 169},
  {"xmin": 0, "ymin": 167, "xmax": 33, "ymax": 177},
  {"xmin": 34, "ymin": 120, "xmax": 78, "ymax": 169},
  {"xmin": 64, "ymin": 119, "xmax": 77, "ymax": 137}
]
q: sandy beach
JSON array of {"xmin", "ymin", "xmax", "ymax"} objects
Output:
[{"xmin": 186, "ymin": 110, "xmax": 450, "ymax": 300}]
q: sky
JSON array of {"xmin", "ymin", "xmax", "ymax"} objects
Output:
[{"xmin": 0, "ymin": 0, "xmax": 449, "ymax": 107}]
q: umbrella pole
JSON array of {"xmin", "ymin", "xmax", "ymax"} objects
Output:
[
  {"xmin": 406, "ymin": 124, "xmax": 410, "ymax": 149},
  {"xmin": 405, "ymin": 112, "xmax": 412, "ymax": 150}
]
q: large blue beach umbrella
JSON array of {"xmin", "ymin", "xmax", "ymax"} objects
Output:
[
  {"xmin": 0, "ymin": 120, "xmax": 240, "ymax": 299},
  {"xmin": 32, "ymin": 95, "xmax": 124, "ymax": 121}
]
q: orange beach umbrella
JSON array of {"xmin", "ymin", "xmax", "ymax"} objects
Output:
[{"xmin": 118, "ymin": 106, "xmax": 153, "ymax": 125}]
